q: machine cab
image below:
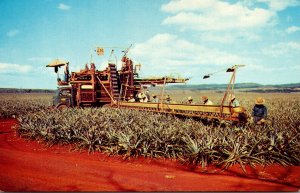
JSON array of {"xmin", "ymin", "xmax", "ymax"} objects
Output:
[{"xmin": 53, "ymin": 87, "xmax": 73, "ymax": 109}]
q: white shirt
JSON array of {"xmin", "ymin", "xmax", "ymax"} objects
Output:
[
  {"xmin": 128, "ymin": 98, "xmax": 135, "ymax": 102},
  {"xmin": 204, "ymin": 100, "xmax": 213, "ymax": 105}
]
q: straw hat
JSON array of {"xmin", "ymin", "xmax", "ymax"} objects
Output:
[
  {"xmin": 152, "ymin": 94, "xmax": 157, "ymax": 97},
  {"xmin": 255, "ymin": 97, "xmax": 265, "ymax": 105},
  {"xmin": 137, "ymin": 92, "xmax": 145, "ymax": 99},
  {"xmin": 188, "ymin": 96, "xmax": 193, "ymax": 101},
  {"xmin": 229, "ymin": 94, "xmax": 236, "ymax": 100},
  {"xmin": 165, "ymin": 95, "xmax": 171, "ymax": 99},
  {"xmin": 202, "ymin": 96, "xmax": 208, "ymax": 101}
]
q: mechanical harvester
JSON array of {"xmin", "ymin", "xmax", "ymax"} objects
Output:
[{"xmin": 47, "ymin": 48, "xmax": 248, "ymax": 123}]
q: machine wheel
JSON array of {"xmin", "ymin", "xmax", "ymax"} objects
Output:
[
  {"xmin": 102, "ymin": 104, "xmax": 111, "ymax": 108},
  {"xmin": 56, "ymin": 104, "xmax": 68, "ymax": 110}
]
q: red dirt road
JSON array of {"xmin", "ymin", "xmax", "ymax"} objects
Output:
[{"xmin": 0, "ymin": 119, "xmax": 299, "ymax": 191}]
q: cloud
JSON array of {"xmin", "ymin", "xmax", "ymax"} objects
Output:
[
  {"xmin": 28, "ymin": 57, "xmax": 52, "ymax": 63},
  {"xmin": 58, "ymin": 3, "xmax": 71, "ymax": 10},
  {"xmin": 262, "ymin": 41, "xmax": 300, "ymax": 57},
  {"xmin": 199, "ymin": 31, "xmax": 261, "ymax": 43},
  {"xmin": 248, "ymin": 64, "xmax": 290, "ymax": 72},
  {"xmin": 161, "ymin": 0, "xmax": 216, "ymax": 13},
  {"xmin": 286, "ymin": 26, "xmax": 300, "ymax": 34},
  {"xmin": 257, "ymin": 0, "xmax": 300, "ymax": 11},
  {"xmin": 130, "ymin": 33, "xmax": 253, "ymax": 78},
  {"xmin": 160, "ymin": 0, "xmax": 300, "ymax": 45},
  {"xmin": 6, "ymin": 29, "xmax": 19, "ymax": 37},
  {"xmin": 0, "ymin": 62, "xmax": 32, "ymax": 74},
  {"xmin": 161, "ymin": 0, "xmax": 276, "ymax": 32}
]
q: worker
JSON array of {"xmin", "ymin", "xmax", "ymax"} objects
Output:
[
  {"xmin": 64, "ymin": 62, "xmax": 70, "ymax": 83},
  {"xmin": 137, "ymin": 92, "xmax": 142, "ymax": 102},
  {"xmin": 229, "ymin": 94, "xmax": 240, "ymax": 107},
  {"xmin": 252, "ymin": 97, "xmax": 267, "ymax": 125},
  {"xmin": 90, "ymin": 63, "xmax": 95, "ymax": 70},
  {"xmin": 137, "ymin": 91, "xmax": 148, "ymax": 102},
  {"xmin": 165, "ymin": 95, "xmax": 171, "ymax": 104},
  {"xmin": 202, "ymin": 96, "xmax": 213, "ymax": 105},
  {"xmin": 187, "ymin": 96, "xmax": 194, "ymax": 104},
  {"xmin": 141, "ymin": 94, "xmax": 148, "ymax": 103},
  {"xmin": 143, "ymin": 86, "xmax": 151, "ymax": 102},
  {"xmin": 128, "ymin": 94, "xmax": 135, "ymax": 102},
  {"xmin": 85, "ymin": 63, "xmax": 89, "ymax": 71},
  {"xmin": 152, "ymin": 94, "xmax": 159, "ymax": 103}
]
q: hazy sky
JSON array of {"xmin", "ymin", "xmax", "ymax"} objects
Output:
[{"xmin": 1, "ymin": 0, "xmax": 300, "ymax": 89}]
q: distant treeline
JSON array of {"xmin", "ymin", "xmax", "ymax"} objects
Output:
[
  {"xmin": 168, "ymin": 83, "xmax": 261, "ymax": 90},
  {"xmin": 241, "ymin": 88, "xmax": 300, "ymax": 93},
  {"xmin": 167, "ymin": 83, "xmax": 300, "ymax": 92},
  {"xmin": 1, "ymin": 82, "xmax": 300, "ymax": 93},
  {"xmin": 0, "ymin": 88, "xmax": 55, "ymax": 93}
]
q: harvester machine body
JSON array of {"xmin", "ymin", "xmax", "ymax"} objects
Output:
[
  {"xmin": 52, "ymin": 55, "xmax": 187, "ymax": 107},
  {"xmin": 49, "ymin": 51, "xmax": 248, "ymax": 123}
]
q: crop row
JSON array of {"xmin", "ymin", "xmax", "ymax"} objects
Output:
[
  {"xmin": 1, "ymin": 93, "xmax": 300, "ymax": 168},
  {"xmin": 17, "ymin": 107, "xmax": 300, "ymax": 168},
  {"xmin": 0, "ymin": 93, "xmax": 51, "ymax": 118}
]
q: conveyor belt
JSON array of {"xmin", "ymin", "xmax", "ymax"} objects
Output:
[{"xmin": 110, "ymin": 102, "xmax": 249, "ymax": 122}]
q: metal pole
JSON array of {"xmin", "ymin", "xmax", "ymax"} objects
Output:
[
  {"xmin": 123, "ymin": 76, "xmax": 130, "ymax": 100},
  {"xmin": 231, "ymin": 70, "xmax": 236, "ymax": 95},
  {"xmin": 228, "ymin": 70, "xmax": 236, "ymax": 120},
  {"xmin": 96, "ymin": 76, "xmax": 116, "ymax": 104},
  {"xmin": 220, "ymin": 70, "xmax": 235, "ymax": 117},
  {"xmin": 159, "ymin": 76, "xmax": 167, "ymax": 111},
  {"xmin": 117, "ymin": 83, "xmax": 124, "ymax": 108}
]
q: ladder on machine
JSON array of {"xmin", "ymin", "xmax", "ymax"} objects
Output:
[{"xmin": 109, "ymin": 64, "xmax": 120, "ymax": 100}]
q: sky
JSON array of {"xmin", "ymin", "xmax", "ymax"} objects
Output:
[{"xmin": 0, "ymin": 0, "xmax": 300, "ymax": 89}]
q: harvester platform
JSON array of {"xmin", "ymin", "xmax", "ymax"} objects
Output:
[{"xmin": 113, "ymin": 101, "xmax": 248, "ymax": 122}]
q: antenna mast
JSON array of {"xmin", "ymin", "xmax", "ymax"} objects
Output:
[{"xmin": 122, "ymin": 44, "xmax": 133, "ymax": 57}]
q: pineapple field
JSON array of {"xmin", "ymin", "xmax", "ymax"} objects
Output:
[
  {"xmin": 1, "ymin": 91, "xmax": 300, "ymax": 191},
  {"xmin": 1, "ymin": 92, "xmax": 299, "ymax": 168}
]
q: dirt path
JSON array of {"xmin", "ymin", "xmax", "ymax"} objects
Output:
[{"xmin": 0, "ymin": 119, "xmax": 299, "ymax": 191}]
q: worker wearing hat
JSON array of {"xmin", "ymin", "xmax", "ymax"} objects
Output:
[
  {"xmin": 187, "ymin": 96, "xmax": 194, "ymax": 104},
  {"xmin": 138, "ymin": 92, "xmax": 148, "ymax": 103},
  {"xmin": 165, "ymin": 95, "xmax": 171, "ymax": 104},
  {"xmin": 152, "ymin": 94, "xmax": 159, "ymax": 103},
  {"xmin": 202, "ymin": 96, "xmax": 213, "ymax": 105},
  {"xmin": 229, "ymin": 94, "xmax": 240, "ymax": 107},
  {"xmin": 251, "ymin": 97, "xmax": 267, "ymax": 124},
  {"xmin": 137, "ymin": 91, "xmax": 146, "ymax": 102},
  {"xmin": 143, "ymin": 86, "xmax": 150, "ymax": 102},
  {"xmin": 128, "ymin": 94, "xmax": 135, "ymax": 102},
  {"xmin": 64, "ymin": 62, "xmax": 70, "ymax": 83}
]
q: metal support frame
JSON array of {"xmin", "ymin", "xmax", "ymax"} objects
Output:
[
  {"xmin": 117, "ymin": 101, "xmax": 248, "ymax": 122},
  {"xmin": 159, "ymin": 76, "xmax": 167, "ymax": 111},
  {"xmin": 220, "ymin": 69, "xmax": 236, "ymax": 118},
  {"xmin": 210, "ymin": 64, "xmax": 244, "ymax": 120},
  {"xmin": 96, "ymin": 76, "xmax": 116, "ymax": 104}
]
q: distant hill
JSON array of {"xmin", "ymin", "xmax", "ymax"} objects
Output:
[{"xmin": 167, "ymin": 83, "xmax": 300, "ymax": 93}]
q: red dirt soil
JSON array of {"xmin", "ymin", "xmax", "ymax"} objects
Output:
[{"xmin": 0, "ymin": 119, "xmax": 299, "ymax": 191}]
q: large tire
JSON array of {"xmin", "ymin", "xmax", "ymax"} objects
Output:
[{"xmin": 56, "ymin": 104, "xmax": 68, "ymax": 110}]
